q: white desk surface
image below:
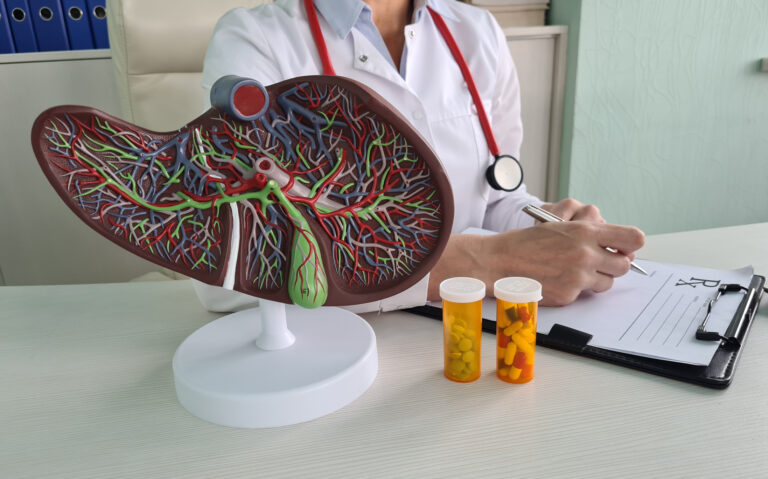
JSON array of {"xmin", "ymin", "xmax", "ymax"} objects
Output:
[{"xmin": 2, "ymin": 223, "xmax": 767, "ymax": 478}]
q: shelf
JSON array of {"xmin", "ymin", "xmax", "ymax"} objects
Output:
[{"xmin": 0, "ymin": 49, "xmax": 111, "ymax": 65}]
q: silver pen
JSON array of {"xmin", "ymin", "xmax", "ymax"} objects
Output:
[{"xmin": 522, "ymin": 204, "xmax": 649, "ymax": 276}]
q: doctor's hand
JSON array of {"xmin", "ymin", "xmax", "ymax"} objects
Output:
[
  {"xmin": 538, "ymin": 198, "xmax": 638, "ymax": 263},
  {"xmin": 539, "ymin": 198, "xmax": 605, "ymax": 223},
  {"xmin": 426, "ymin": 221, "xmax": 645, "ymax": 306}
]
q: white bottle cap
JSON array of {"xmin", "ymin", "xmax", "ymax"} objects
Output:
[
  {"xmin": 494, "ymin": 277, "xmax": 542, "ymax": 303},
  {"xmin": 439, "ymin": 277, "xmax": 486, "ymax": 303}
]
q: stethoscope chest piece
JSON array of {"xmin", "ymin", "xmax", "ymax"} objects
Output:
[{"xmin": 486, "ymin": 154, "xmax": 523, "ymax": 192}]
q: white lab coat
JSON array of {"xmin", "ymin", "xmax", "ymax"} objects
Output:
[{"xmin": 195, "ymin": 0, "xmax": 542, "ymax": 313}]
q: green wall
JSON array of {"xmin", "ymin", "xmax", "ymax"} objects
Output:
[{"xmin": 549, "ymin": 0, "xmax": 768, "ymax": 234}]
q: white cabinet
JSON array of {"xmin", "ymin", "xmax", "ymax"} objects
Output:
[
  {"xmin": 505, "ymin": 26, "xmax": 567, "ymax": 201},
  {"xmin": 0, "ymin": 50, "xmax": 157, "ymax": 285},
  {"xmin": 469, "ymin": 2, "xmax": 565, "ymax": 201},
  {"xmin": 472, "ymin": 0, "xmax": 550, "ymax": 27}
]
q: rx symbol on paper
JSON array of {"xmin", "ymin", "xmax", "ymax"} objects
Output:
[{"xmin": 675, "ymin": 277, "xmax": 721, "ymax": 288}]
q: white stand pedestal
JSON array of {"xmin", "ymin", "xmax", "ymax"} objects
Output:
[{"xmin": 173, "ymin": 301, "xmax": 378, "ymax": 428}]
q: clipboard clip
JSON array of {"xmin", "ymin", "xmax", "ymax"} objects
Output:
[{"xmin": 696, "ymin": 283, "xmax": 750, "ymax": 349}]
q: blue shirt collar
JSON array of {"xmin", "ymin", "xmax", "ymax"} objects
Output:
[{"xmin": 313, "ymin": 0, "xmax": 459, "ymax": 40}]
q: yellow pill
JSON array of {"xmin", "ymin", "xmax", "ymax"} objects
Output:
[
  {"xmin": 497, "ymin": 314, "xmax": 511, "ymax": 329},
  {"xmin": 504, "ymin": 342, "xmax": 517, "ymax": 366},
  {"xmin": 462, "ymin": 350, "xmax": 475, "ymax": 363},
  {"xmin": 498, "ymin": 367, "xmax": 509, "ymax": 377},
  {"xmin": 503, "ymin": 321, "xmax": 523, "ymax": 336},
  {"xmin": 509, "ymin": 366, "xmax": 522, "ymax": 380},
  {"xmin": 512, "ymin": 333, "xmax": 534, "ymax": 355},
  {"xmin": 519, "ymin": 328, "xmax": 536, "ymax": 343},
  {"xmin": 448, "ymin": 359, "xmax": 465, "ymax": 375},
  {"xmin": 452, "ymin": 324, "xmax": 466, "ymax": 335},
  {"xmin": 458, "ymin": 338, "xmax": 473, "ymax": 352},
  {"xmin": 449, "ymin": 332, "xmax": 461, "ymax": 344},
  {"xmin": 448, "ymin": 351, "xmax": 462, "ymax": 359},
  {"xmin": 454, "ymin": 318, "xmax": 467, "ymax": 328}
]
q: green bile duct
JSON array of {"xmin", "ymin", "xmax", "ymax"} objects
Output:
[{"xmin": 248, "ymin": 180, "xmax": 328, "ymax": 308}]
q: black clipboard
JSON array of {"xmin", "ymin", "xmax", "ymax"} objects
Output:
[{"xmin": 407, "ymin": 274, "xmax": 765, "ymax": 389}]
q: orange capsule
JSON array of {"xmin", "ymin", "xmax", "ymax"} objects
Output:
[
  {"xmin": 498, "ymin": 331, "xmax": 509, "ymax": 348},
  {"xmin": 512, "ymin": 351, "xmax": 527, "ymax": 369},
  {"xmin": 521, "ymin": 363, "xmax": 534, "ymax": 380}
]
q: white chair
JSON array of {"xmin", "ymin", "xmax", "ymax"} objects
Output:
[{"xmin": 106, "ymin": 0, "xmax": 268, "ymax": 132}]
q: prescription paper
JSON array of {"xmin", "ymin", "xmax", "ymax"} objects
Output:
[{"xmin": 478, "ymin": 260, "xmax": 753, "ymax": 366}]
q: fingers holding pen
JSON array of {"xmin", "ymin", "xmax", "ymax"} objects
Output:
[
  {"xmin": 544, "ymin": 220, "xmax": 642, "ymax": 251},
  {"xmin": 594, "ymin": 222, "xmax": 646, "ymax": 256},
  {"xmin": 533, "ymin": 221, "xmax": 645, "ymax": 303},
  {"xmin": 553, "ymin": 221, "xmax": 645, "ymax": 276},
  {"xmin": 528, "ymin": 203, "xmax": 645, "ymax": 276}
]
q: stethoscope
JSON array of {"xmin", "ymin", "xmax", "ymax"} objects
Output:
[{"xmin": 303, "ymin": 0, "xmax": 524, "ymax": 192}]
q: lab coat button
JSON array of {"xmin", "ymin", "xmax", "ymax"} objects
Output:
[
  {"xmin": 408, "ymin": 30, "xmax": 415, "ymax": 39},
  {"xmin": 359, "ymin": 54, "xmax": 368, "ymax": 63}
]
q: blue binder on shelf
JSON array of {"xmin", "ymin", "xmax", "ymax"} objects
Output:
[
  {"xmin": 0, "ymin": 0, "xmax": 16, "ymax": 53},
  {"xmin": 6, "ymin": 0, "xmax": 38, "ymax": 52},
  {"xmin": 29, "ymin": 0, "xmax": 69, "ymax": 51},
  {"xmin": 61, "ymin": 0, "xmax": 91, "ymax": 49},
  {"xmin": 85, "ymin": 0, "xmax": 106, "ymax": 49}
]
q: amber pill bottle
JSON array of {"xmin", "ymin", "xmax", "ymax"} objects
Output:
[
  {"xmin": 494, "ymin": 277, "xmax": 542, "ymax": 384},
  {"xmin": 439, "ymin": 277, "xmax": 485, "ymax": 383}
]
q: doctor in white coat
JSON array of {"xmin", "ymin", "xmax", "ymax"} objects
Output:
[{"xmin": 196, "ymin": 0, "xmax": 645, "ymax": 312}]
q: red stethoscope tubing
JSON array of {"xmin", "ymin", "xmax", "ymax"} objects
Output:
[
  {"xmin": 304, "ymin": 0, "xmax": 337, "ymax": 76},
  {"xmin": 425, "ymin": 7, "xmax": 500, "ymax": 157},
  {"xmin": 302, "ymin": 0, "xmax": 500, "ymax": 157}
]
